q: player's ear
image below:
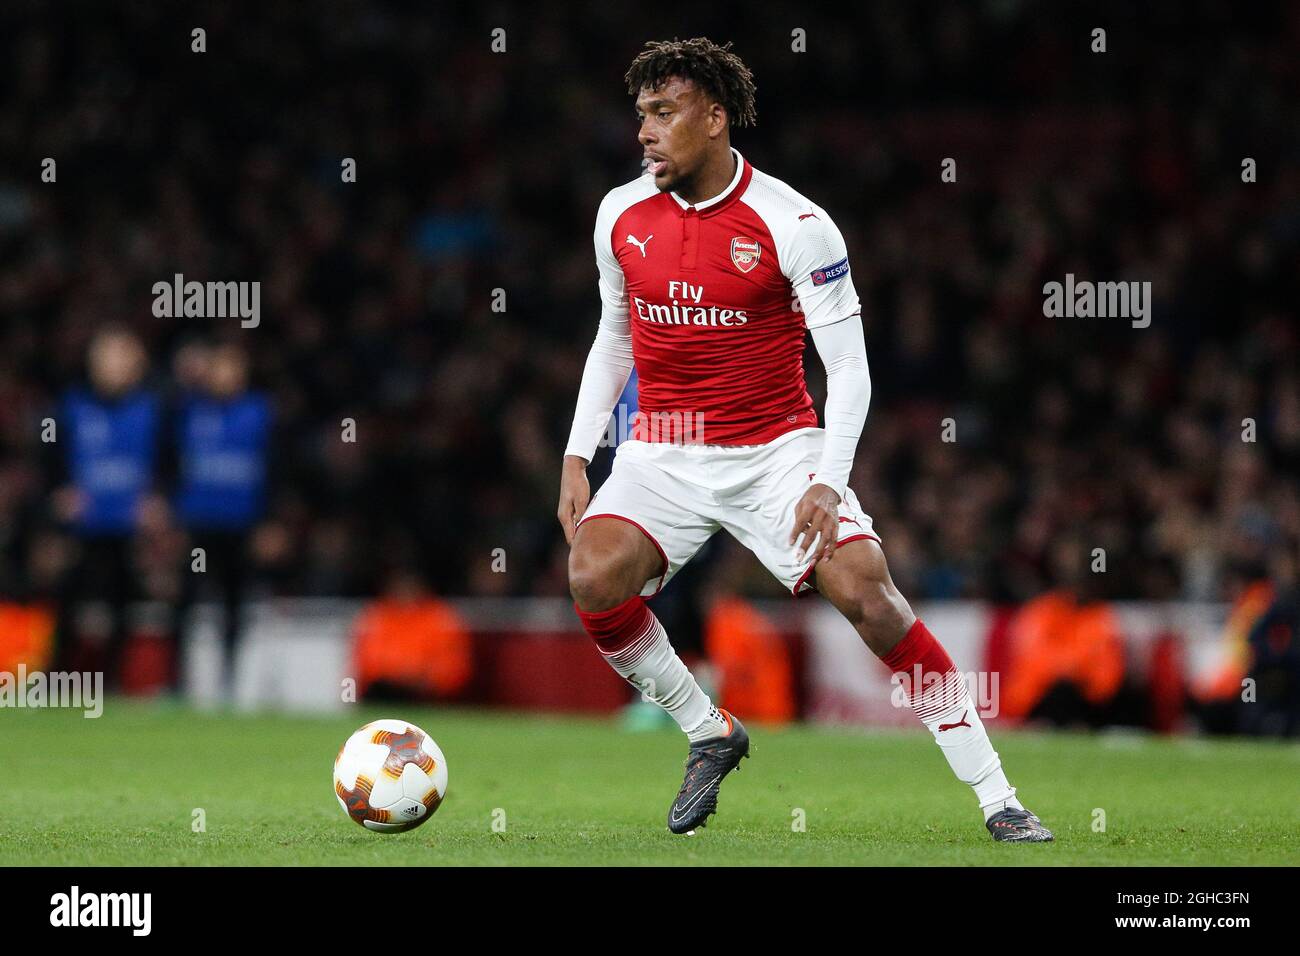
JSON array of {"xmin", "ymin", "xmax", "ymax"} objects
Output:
[{"xmin": 708, "ymin": 102, "xmax": 728, "ymax": 139}]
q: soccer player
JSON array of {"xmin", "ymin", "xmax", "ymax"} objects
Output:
[{"xmin": 558, "ymin": 38, "xmax": 1053, "ymax": 842}]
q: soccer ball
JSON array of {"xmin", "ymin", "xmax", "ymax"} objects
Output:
[{"xmin": 333, "ymin": 719, "xmax": 448, "ymax": 832}]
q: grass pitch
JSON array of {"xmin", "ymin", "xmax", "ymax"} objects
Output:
[{"xmin": 2, "ymin": 701, "xmax": 1297, "ymax": 866}]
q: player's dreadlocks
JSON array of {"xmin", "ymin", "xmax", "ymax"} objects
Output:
[{"xmin": 625, "ymin": 38, "xmax": 758, "ymax": 129}]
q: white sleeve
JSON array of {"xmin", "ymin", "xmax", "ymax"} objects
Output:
[
  {"xmin": 808, "ymin": 315, "xmax": 870, "ymax": 499},
  {"xmin": 785, "ymin": 206, "xmax": 861, "ymax": 330},
  {"xmin": 563, "ymin": 210, "xmax": 634, "ymax": 462}
]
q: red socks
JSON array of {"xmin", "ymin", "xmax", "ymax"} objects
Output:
[
  {"xmin": 884, "ymin": 620, "xmax": 1020, "ymax": 812},
  {"xmin": 575, "ymin": 594, "xmax": 652, "ymax": 656},
  {"xmin": 880, "ymin": 619, "xmax": 966, "ymax": 723}
]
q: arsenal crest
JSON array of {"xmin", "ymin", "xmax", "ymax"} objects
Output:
[{"xmin": 730, "ymin": 236, "xmax": 761, "ymax": 273}]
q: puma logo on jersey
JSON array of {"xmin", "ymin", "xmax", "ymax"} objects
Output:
[
  {"xmin": 938, "ymin": 710, "xmax": 971, "ymax": 732},
  {"xmin": 798, "ymin": 212, "xmax": 819, "ymax": 221},
  {"xmin": 626, "ymin": 234, "xmax": 653, "ymax": 257}
]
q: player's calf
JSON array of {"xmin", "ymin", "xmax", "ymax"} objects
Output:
[{"xmin": 830, "ymin": 577, "xmax": 915, "ymax": 657}]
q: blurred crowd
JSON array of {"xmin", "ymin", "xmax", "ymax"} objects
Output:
[{"xmin": 0, "ymin": 0, "xmax": 1297, "ymax": 629}]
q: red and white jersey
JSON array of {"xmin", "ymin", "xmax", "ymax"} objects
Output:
[{"xmin": 594, "ymin": 147, "xmax": 860, "ymax": 446}]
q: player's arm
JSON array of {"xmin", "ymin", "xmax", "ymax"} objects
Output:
[
  {"xmin": 784, "ymin": 207, "xmax": 869, "ymax": 564},
  {"xmin": 558, "ymin": 206, "xmax": 634, "ymax": 544},
  {"xmin": 809, "ymin": 316, "xmax": 870, "ymax": 502}
]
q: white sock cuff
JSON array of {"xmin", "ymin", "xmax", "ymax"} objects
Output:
[
  {"xmin": 910, "ymin": 666, "xmax": 970, "ymax": 724},
  {"xmin": 597, "ymin": 612, "xmax": 663, "ymax": 672}
]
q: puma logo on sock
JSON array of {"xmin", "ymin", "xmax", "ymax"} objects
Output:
[{"xmin": 938, "ymin": 710, "xmax": 971, "ymax": 732}]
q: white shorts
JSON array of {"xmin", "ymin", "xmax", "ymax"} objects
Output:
[{"xmin": 579, "ymin": 427, "xmax": 880, "ymax": 598}]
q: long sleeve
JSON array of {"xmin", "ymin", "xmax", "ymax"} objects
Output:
[
  {"xmin": 564, "ymin": 196, "xmax": 636, "ymax": 462},
  {"xmin": 808, "ymin": 315, "xmax": 871, "ymax": 499},
  {"xmin": 771, "ymin": 198, "xmax": 869, "ymax": 499},
  {"xmin": 563, "ymin": 310, "xmax": 634, "ymax": 462}
]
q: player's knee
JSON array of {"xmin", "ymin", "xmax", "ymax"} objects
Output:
[{"xmin": 568, "ymin": 546, "xmax": 641, "ymax": 612}]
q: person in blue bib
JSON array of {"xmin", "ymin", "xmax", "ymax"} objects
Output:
[
  {"xmin": 52, "ymin": 328, "xmax": 162, "ymax": 685},
  {"xmin": 170, "ymin": 342, "xmax": 272, "ymax": 696}
]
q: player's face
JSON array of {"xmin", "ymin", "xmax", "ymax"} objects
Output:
[{"xmin": 635, "ymin": 77, "xmax": 724, "ymax": 193}]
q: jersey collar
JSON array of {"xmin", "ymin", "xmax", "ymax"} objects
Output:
[{"xmin": 670, "ymin": 148, "xmax": 751, "ymax": 217}]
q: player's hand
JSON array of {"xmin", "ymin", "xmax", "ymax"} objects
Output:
[
  {"xmin": 557, "ymin": 455, "xmax": 591, "ymax": 545},
  {"xmin": 789, "ymin": 483, "xmax": 841, "ymax": 565}
]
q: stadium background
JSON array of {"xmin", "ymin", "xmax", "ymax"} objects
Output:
[{"xmin": 0, "ymin": 1, "xmax": 1296, "ymax": 735}]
